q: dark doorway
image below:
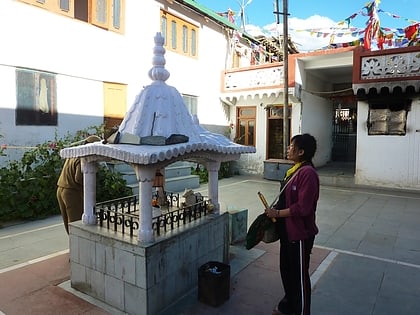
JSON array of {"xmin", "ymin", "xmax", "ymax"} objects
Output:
[
  {"xmin": 266, "ymin": 106, "xmax": 291, "ymax": 159},
  {"xmin": 332, "ymin": 98, "xmax": 357, "ymax": 162}
]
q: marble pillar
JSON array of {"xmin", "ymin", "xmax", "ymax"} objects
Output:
[
  {"xmin": 81, "ymin": 159, "xmax": 97, "ymax": 225},
  {"xmin": 207, "ymin": 161, "xmax": 221, "ymax": 214},
  {"xmin": 134, "ymin": 165, "xmax": 155, "ymax": 243}
]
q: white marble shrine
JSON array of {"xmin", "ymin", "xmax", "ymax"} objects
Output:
[
  {"xmin": 59, "ymin": 33, "xmax": 256, "ymax": 315},
  {"xmin": 60, "ymin": 32, "xmax": 255, "ymax": 243}
]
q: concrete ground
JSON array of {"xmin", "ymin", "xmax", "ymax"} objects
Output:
[{"xmin": 1, "ymin": 173, "xmax": 420, "ymax": 314}]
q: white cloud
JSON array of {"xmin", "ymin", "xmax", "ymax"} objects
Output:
[{"xmin": 246, "ymin": 15, "xmax": 361, "ymax": 52}]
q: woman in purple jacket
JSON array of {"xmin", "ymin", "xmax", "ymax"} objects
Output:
[{"xmin": 265, "ymin": 133, "xmax": 319, "ymax": 315}]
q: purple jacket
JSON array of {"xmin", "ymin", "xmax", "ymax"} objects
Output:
[{"xmin": 285, "ymin": 165, "xmax": 319, "ymax": 241}]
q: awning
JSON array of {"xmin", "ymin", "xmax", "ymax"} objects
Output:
[
  {"xmin": 220, "ymin": 87, "xmax": 299, "ymax": 105},
  {"xmin": 353, "ymin": 81, "xmax": 420, "ymax": 99}
]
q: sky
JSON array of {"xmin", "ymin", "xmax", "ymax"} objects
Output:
[{"xmin": 196, "ymin": 0, "xmax": 420, "ymax": 51}]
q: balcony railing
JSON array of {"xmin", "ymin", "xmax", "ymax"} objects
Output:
[
  {"xmin": 221, "ymin": 62, "xmax": 285, "ymax": 94},
  {"xmin": 353, "ymin": 46, "xmax": 420, "ymax": 84}
]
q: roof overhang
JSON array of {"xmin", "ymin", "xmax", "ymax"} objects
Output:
[
  {"xmin": 353, "ymin": 81, "xmax": 420, "ymax": 99},
  {"xmin": 352, "ymin": 46, "xmax": 420, "ymax": 99},
  {"xmin": 220, "ymin": 87, "xmax": 300, "ymax": 104}
]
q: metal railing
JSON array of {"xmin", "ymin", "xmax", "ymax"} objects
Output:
[{"xmin": 95, "ymin": 193, "xmax": 210, "ymax": 237}]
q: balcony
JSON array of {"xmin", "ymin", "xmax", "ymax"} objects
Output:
[
  {"xmin": 221, "ymin": 62, "xmax": 296, "ymax": 102},
  {"xmin": 352, "ymin": 46, "xmax": 420, "ymax": 96}
]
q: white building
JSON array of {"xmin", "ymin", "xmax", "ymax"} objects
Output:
[
  {"xmin": 352, "ymin": 46, "xmax": 420, "ymax": 190},
  {"xmin": 3, "ymin": 1, "xmax": 418, "ymax": 191},
  {"xmin": 220, "ymin": 43, "xmax": 420, "ymax": 191},
  {"xmin": 0, "ymin": 0, "xmax": 261, "ymax": 164}
]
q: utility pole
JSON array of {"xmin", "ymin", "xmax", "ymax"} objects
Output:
[
  {"xmin": 240, "ymin": 0, "xmax": 245, "ymax": 31},
  {"xmin": 274, "ymin": 0, "xmax": 289, "ymax": 158},
  {"xmin": 239, "ymin": 0, "xmax": 252, "ymax": 31}
]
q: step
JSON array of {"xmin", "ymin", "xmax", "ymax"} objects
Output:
[
  {"xmin": 164, "ymin": 165, "xmax": 194, "ymax": 179},
  {"xmin": 106, "ymin": 160, "xmax": 199, "ymax": 194},
  {"xmin": 127, "ymin": 174, "xmax": 200, "ymax": 195},
  {"xmin": 318, "ymin": 174, "xmax": 355, "ymax": 188},
  {"xmin": 165, "ymin": 174, "xmax": 200, "ymax": 192},
  {"xmin": 121, "ymin": 173, "xmax": 137, "ymax": 185},
  {"xmin": 107, "ymin": 162, "xmax": 194, "ymax": 181},
  {"xmin": 107, "ymin": 161, "xmax": 133, "ymax": 173},
  {"xmin": 127, "ymin": 183, "xmax": 139, "ymax": 196}
]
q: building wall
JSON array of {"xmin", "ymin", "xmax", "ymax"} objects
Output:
[
  {"xmin": 299, "ymin": 91, "xmax": 333, "ymax": 167},
  {"xmin": 163, "ymin": 10, "xmax": 231, "ymax": 127},
  {"xmin": 293, "ymin": 56, "xmax": 335, "ymax": 168},
  {"xmin": 355, "ymin": 97, "xmax": 420, "ymax": 190},
  {"xmin": 0, "ymin": 67, "xmax": 104, "ymax": 161},
  {"xmin": 233, "ymin": 93, "xmax": 300, "ymax": 175},
  {"xmin": 0, "ymin": 0, "xmax": 233, "ymax": 166}
]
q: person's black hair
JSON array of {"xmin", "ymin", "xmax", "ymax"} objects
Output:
[{"xmin": 290, "ymin": 133, "xmax": 317, "ymax": 162}]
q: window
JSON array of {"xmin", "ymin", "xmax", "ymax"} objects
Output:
[
  {"xmin": 160, "ymin": 10, "xmax": 198, "ymax": 58},
  {"xmin": 191, "ymin": 29, "xmax": 197, "ymax": 56},
  {"xmin": 18, "ymin": 0, "xmax": 125, "ymax": 34},
  {"xmin": 16, "ymin": 69, "xmax": 57, "ymax": 126},
  {"xmin": 182, "ymin": 94, "xmax": 198, "ymax": 116},
  {"xmin": 112, "ymin": 0, "xmax": 121, "ymax": 29},
  {"xmin": 267, "ymin": 106, "xmax": 291, "ymax": 119},
  {"xmin": 161, "ymin": 16, "xmax": 167, "ymax": 46},
  {"xmin": 93, "ymin": 0, "xmax": 107, "ymax": 26},
  {"xmin": 92, "ymin": 0, "xmax": 124, "ymax": 32},
  {"xmin": 236, "ymin": 107, "xmax": 256, "ymax": 146},
  {"xmin": 368, "ymin": 99, "xmax": 410, "ymax": 135},
  {"xmin": 171, "ymin": 20, "xmax": 177, "ymax": 50},
  {"xmin": 103, "ymin": 82, "xmax": 127, "ymax": 133},
  {"xmin": 182, "ymin": 25, "xmax": 188, "ymax": 53},
  {"xmin": 60, "ymin": 0, "xmax": 70, "ymax": 12},
  {"xmin": 232, "ymin": 50, "xmax": 241, "ymax": 68}
]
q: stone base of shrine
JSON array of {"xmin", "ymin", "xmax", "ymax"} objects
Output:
[{"xmin": 68, "ymin": 213, "xmax": 229, "ymax": 315}]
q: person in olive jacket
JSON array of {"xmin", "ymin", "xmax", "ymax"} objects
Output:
[
  {"xmin": 265, "ymin": 133, "xmax": 319, "ymax": 315},
  {"xmin": 56, "ymin": 135, "xmax": 101, "ymax": 234}
]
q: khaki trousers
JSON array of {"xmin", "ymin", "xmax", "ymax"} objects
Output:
[{"xmin": 56, "ymin": 187, "xmax": 83, "ymax": 234}]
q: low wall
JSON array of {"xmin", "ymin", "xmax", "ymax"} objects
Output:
[{"xmin": 69, "ymin": 213, "xmax": 229, "ymax": 315}]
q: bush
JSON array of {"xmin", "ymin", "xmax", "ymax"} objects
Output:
[
  {"xmin": 0, "ymin": 126, "xmax": 131, "ymax": 225},
  {"xmin": 191, "ymin": 161, "xmax": 233, "ymax": 184},
  {"xmin": 96, "ymin": 164, "xmax": 132, "ymax": 202}
]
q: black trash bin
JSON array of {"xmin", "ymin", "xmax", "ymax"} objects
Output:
[{"xmin": 198, "ymin": 261, "xmax": 230, "ymax": 307}]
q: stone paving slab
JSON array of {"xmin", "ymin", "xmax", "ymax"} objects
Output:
[
  {"xmin": 311, "ymin": 251, "xmax": 420, "ymax": 315},
  {"xmin": 1, "ymin": 174, "xmax": 420, "ymax": 315},
  {"xmin": 0, "ymin": 242, "xmax": 330, "ymax": 315}
]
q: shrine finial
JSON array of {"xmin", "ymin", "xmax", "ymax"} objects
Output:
[{"xmin": 148, "ymin": 32, "xmax": 170, "ymax": 82}]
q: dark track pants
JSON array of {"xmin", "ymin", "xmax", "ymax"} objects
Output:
[{"xmin": 279, "ymin": 236, "xmax": 315, "ymax": 315}]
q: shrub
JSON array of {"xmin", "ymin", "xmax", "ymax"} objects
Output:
[
  {"xmin": 191, "ymin": 161, "xmax": 233, "ymax": 184},
  {"xmin": 0, "ymin": 126, "xmax": 131, "ymax": 225},
  {"xmin": 96, "ymin": 164, "xmax": 132, "ymax": 202}
]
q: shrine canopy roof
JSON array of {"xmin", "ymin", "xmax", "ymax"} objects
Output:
[{"xmin": 60, "ymin": 33, "xmax": 255, "ymax": 166}]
